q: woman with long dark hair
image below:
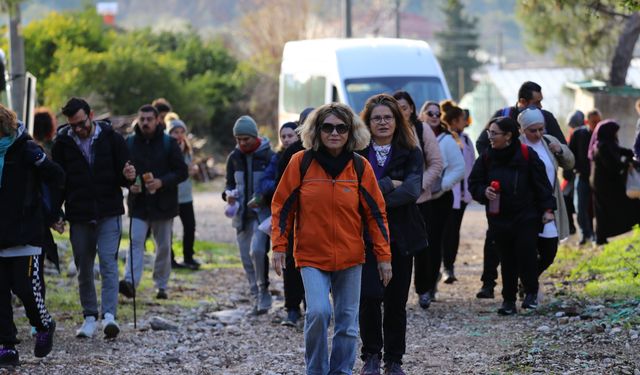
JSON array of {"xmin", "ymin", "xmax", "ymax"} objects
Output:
[
  {"xmin": 358, "ymin": 94, "xmax": 426, "ymax": 375},
  {"xmin": 413, "ymin": 101, "xmax": 464, "ymax": 308},
  {"xmin": 468, "ymin": 116, "xmax": 555, "ymax": 315}
]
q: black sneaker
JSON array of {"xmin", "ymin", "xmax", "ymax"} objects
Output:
[
  {"xmin": 171, "ymin": 260, "xmax": 187, "ymax": 269},
  {"xmin": 418, "ymin": 292, "xmax": 431, "ymax": 309},
  {"xmin": 497, "ymin": 301, "xmax": 517, "ymax": 316},
  {"xmin": 384, "ymin": 361, "xmax": 406, "ymax": 375},
  {"xmin": 522, "ymin": 293, "xmax": 538, "ymax": 310},
  {"xmin": 119, "ymin": 280, "xmax": 134, "ymax": 299},
  {"xmin": 360, "ymin": 354, "xmax": 381, "ymax": 375},
  {"xmin": 281, "ymin": 309, "xmax": 301, "ymax": 327},
  {"xmin": 0, "ymin": 347, "xmax": 19, "ymax": 367},
  {"xmin": 476, "ymin": 286, "xmax": 494, "ymax": 299},
  {"xmin": 34, "ymin": 320, "xmax": 55, "ymax": 358},
  {"xmin": 443, "ymin": 269, "xmax": 457, "ymax": 284},
  {"xmin": 156, "ymin": 289, "xmax": 168, "ymax": 300},
  {"xmin": 183, "ymin": 259, "xmax": 201, "ymax": 270}
]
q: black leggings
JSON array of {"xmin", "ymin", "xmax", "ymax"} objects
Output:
[
  {"xmin": 172, "ymin": 201, "xmax": 197, "ymax": 262},
  {"xmin": 0, "ymin": 255, "xmax": 53, "ymax": 346},
  {"xmin": 442, "ymin": 202, "xmax": 467, "ymax": 272},
  {"xmin": 414, "ymin": 191, "xmax": 454, "ymax": 295}
]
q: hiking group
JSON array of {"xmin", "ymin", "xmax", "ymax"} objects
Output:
[{"xmin": 2, "ymin": 80, "xmax": 640, "ymax": 374}]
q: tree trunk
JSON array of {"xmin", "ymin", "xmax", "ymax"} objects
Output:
[{"xmin": 610, "ymin": 12, "xmax": 640, "ymax": 86}]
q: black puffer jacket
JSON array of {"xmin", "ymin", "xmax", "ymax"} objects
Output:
[
  {"xmin": 468, "ymin": 140, "xmax": 556, "ymax": 234},
  {"xmin": 1, "ymin": 124, "xmax": 65, "ymax": 249},
  {"xmin": 127, "ymin": 125, "xmax": 188, "ymax": 220},
  {"xmin": 52, "ymin": 121, "xmax": 131, "ymax": 222}
]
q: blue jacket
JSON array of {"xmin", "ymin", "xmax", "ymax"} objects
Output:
[{"xmin": 223, "ymin": 137, "xmax": 275, "ymax": 230}]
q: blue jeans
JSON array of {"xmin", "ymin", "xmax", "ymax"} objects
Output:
[
  {"xmin": 69, "ymin": 216, "xmax": 121, "ymax": 318},
  {"xmin": 236, "ymin": 217, "xmax": 271, "ymax": 310},
  {"xmin": 574, "ymin": 175, "xmax": 593, "ymax": 240},
  {"xmin": 301, "ymin": 265, "xmax": 362, "ymax": 375}
]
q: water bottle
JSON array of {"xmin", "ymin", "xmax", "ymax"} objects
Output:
[{"xmin": 488, "ymin": 180, "xmax": 501, "ymax": 215}]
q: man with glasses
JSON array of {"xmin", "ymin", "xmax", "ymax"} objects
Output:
[
  {"xmin": 119, "ymin": 105, "xmax": 188, "ymax": 301},
  {"xmin": 52, "ymin": 97, "xmax": 137, "ymax": 338},
  {"xmin": 223, "ymin": 115, "xmax": 275, "ymax": 315}
]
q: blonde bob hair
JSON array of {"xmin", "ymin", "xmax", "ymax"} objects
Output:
[{"xmin": 298, "ymin": 103, "xmax": 370, "ymax": 152}]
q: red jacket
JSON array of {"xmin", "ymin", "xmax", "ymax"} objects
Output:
[{"xmin": 271, "ymin": 151, "xmax": 391, "ymax": 271}]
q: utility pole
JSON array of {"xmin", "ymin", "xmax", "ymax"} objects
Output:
[
  {"xmin": 395, "ymin": 0, "xmax": 401, "ymax": 38},
  {"xmin": 8, "ymin": 2, "xmax": 25, "ymax": 119},
  {"xmin": 345, "ymin": 0, "xmax": 352, "ymax": 38}
]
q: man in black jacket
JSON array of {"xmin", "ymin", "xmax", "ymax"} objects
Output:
[
  {"xmin": 0, "ymin": 106, "xmax": 64, "ymax": 366},
  {"xmin": 52, "ymin": 97, "xmax": 136, "ymax": 339},
  {"xmin": 475, "ymin": 81, "xmax": 567, "ymax": 155},
  {"xmin": 120, "ymin": 105, "xmax": 188, "ymax": 301}
]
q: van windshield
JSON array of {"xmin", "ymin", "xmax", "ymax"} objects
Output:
[{"xmin": 344, "ymin": 76, "xmax": 447, "ymax": 113}]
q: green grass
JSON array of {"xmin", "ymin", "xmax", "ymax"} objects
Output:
[
  {"xmin": 33, "ymin": 230, "xmax": 239, "ymax": 325},
  {"xmin": 549, "ymin": 226, "xmax": 640, "ymax": 299}
]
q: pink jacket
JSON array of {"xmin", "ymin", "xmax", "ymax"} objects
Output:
[{"xmin": 415, "ymin": 124, "xmax": 444, "ymax": 204}]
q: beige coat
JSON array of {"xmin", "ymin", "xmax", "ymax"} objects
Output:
[
  {"xmin": 415, "ymin": 124, "xmax": 444, "ymax": 204},
  {"xmin": 520, "ymin": 134, "xmax": 575, "ymax": 240}
]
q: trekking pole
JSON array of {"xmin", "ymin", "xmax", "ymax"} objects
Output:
[{"xmin": 128, "ymin": 216, "xmax": 137, "ymax": 329}]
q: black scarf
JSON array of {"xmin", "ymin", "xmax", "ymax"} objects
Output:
[
  {"xmin": 487, "ymin": 138, "xmax": 519, "ymax": 164},
  {"xmin": 313, "ymin": 147, "xmax": 352, "ymax": 179}
]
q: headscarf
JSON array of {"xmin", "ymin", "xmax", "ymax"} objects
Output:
[{"xmin": 588, "ymin": 119, "xmax": 619, "ymax": 161}]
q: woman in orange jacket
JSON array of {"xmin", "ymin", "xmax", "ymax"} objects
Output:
[{"xmin": 271, "ymin": 103, "xmax": 392, "ymax": 375}]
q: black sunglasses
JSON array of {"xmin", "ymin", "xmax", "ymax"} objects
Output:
[
  {"xmin": 320, "ymin": 123, "xmax": 349, "ymax": 134},
  {"xmin": 426, "ymin": 111, "xmax": 441, "ymax": 118}
]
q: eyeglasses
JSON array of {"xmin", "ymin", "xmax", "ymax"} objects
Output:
[
  {"xmin": 525, "ymin": 127, "xmax": 545, "ymax": 134},
  {"xmin": 370, "ymin": 115, "xmax": 394, "ymax": 124},
  {"xmin": 486, "ymin": 130, "xmax": 505, "ymax": 137},
  {"xmin": 426, "ymin": 111, "xmax": 441, "ymax": 118},
  {"xmin": 320, "ymin": 123, "xmax": 349, "ymax": 134},
  {"xmin": 69, "ymin": 117, "xmax": 89, "ymax": 129}
]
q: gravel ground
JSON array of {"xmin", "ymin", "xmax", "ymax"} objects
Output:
[{"xmin": 3, "ymin": 190, "xmax": 639, "ymax": 374}]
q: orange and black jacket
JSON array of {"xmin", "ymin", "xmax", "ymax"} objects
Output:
[{"xmin": 271, "ymin": 151, "xmax": 391, "ymax": 271}]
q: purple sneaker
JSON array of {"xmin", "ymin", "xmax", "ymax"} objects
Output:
[
  {"xmin": 0, "ymin": 347, "xmax": 19, "ymax": 367},
  {"xmin": 34, "ymin": 320, "xmax": 55, "ymax": 358}
]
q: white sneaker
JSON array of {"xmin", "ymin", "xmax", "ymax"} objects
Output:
[
  {"xmin": 76, "ymin": 316, "xmax": 97, "ymax": 338},
  {"xmin": 102, "ymin": 313, "xmax": 120, "ymax": 339}
]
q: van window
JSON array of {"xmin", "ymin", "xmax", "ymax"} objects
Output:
[
  {"xmin": 345, "ymin": 76, "xmax": 447, "ymax": 113},
  {"xmin": 283, "ymin": 74, "xmax": 326, "ymax": 114}
]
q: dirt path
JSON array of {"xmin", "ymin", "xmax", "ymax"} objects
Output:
[{"xmin": 5, "ymin": 191, "xmax": 639, "ymax": 374}]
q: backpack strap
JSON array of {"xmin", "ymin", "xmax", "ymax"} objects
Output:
[
  {"xmin": 520, "ymin": 143, "xmax": 529, "ymax": 161},
  {"xmin": 352, "ymin": 152, "xmax": 364, "ymax": 186},
  {"xmin": 127, "ymin": 133, "xmax": 171, "ymax": 155},
  {"xmin": 415, "ymin": 122, "xmax": 425, "ymax": 151},
  {"xmin": 299, "ymin": 150, "xmax": 314, "ymax": 185}
]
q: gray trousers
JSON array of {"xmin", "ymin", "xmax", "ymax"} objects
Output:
[
  {"xmin": 236, "ymin": 217, "xmax": 271, "ymax": 310},
  {"xmin": 124, "ymin": 218, "xmax": 173, "ymax": 290},
  {"xmin": 69, "ymin": 216, "xmax": 121, "ymax": 319}
]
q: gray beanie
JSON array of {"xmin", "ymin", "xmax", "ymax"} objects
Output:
[
  {"xmin": 233, "ymin": 115, "xmax": 258, "ymax": 137},
  {"xmin": 517, "ymin": 107, "xmax": 545, "ymax": 129},
  {"xmin": 168, "ymin": 119, "xmax": 187, "ymax": 134}
]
